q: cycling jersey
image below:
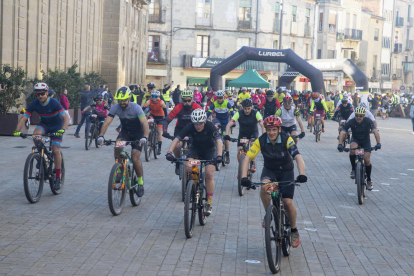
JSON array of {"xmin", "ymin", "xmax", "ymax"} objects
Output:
[
  {"xmin": 208, "ymin": 100, "xmax": 234, "ymax": 121},
  {"xmin": 247, "ymin": 132, "xmax": 299, "ymax": 172},
  {"xmin": 108, "ymin": 103, "xmax": 145, "ymax": 135},
  {"xmin": 310, "ymin": 97, "xmax": 328, "ymax": 112},
  {"xmin": 275, "ymin": 93, "xmax": 285, "ymax": 103},
  {"xmin": 90, "ymin": 101, "xmax": 109, "ymax": 117},
  {"xmin": 251, "ymin": 94, "xmax": 260, "ymax": 104},
  {"xmin": 24, "ymin": 98, "xmax": 66, "ymax": 127},
  {"xmin": 227, "ymin": 98, "xmax": 235, "ymax": 108},
  {"xmin": 163, "ymin": 102, "xmax": 202, "ymax": 132},
  {"xmin": 194, "ymin": 92, "xmax": 203, "ymax": 103},
  {"xmin": 258, "ymin": 98, "xmax": 281, "ymax": 118},
  {"xmin": 238, "ymin": 92, "xmax": 251, "ymax": 102},
  {"xmin": 275, "ymin": 106, "xmax": 300, "ymax": 127},
  {"xmin": 143, "ymin": 99, "xmax": 166, "ymax": 117},
  {"xmin": 342, "ymin": 117, "xmax": 376, "ymax": 142},
  {"xmin": 231, "ymin": 109, "xmax": 263, "ymax": 133},
  {"xmin": 176, "ymin": 121, "xmax": 221, "ymax": 153},
  {"xmin": 335, "ymin": 103, "xmax": 354, "ymax": 120}
]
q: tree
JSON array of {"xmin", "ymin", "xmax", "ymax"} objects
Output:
[
  {"xmin": 0, "ymin": 64, "xmax": 27, "ymax": 114},
  {"xmin": 84, "ymin": 71, "xmax": 107, "ymax": 90}
]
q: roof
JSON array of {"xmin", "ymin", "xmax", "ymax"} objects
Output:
[{"xmin": 228, "ymin": 69, "xmax": 271, "ymax": 88}]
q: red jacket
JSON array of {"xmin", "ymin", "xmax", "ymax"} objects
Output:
[{"xmin": 60, "ymin": 94, "xmax": 69, "ymax": 110}]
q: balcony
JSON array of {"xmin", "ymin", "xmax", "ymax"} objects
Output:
[
  {"xmin": 136, "ymin": 0, "xmax": 150, "ymax": 4},
  {"xmin": 336, "ymin": 31, "xmax": 345, "ymax": 41},
  {"xmin": 196, "ymin": 13, "xmax": 213, "ymax": 28},
  {"xmin": 147, "ymin": 50, "xmax": 168, "ymax": 65},
  {"xmin": 394, "ymin": 43, "xmax": 403, "ymax": 53},
  {"xmin": 406, "ymin": 40, "xmax": 413, "ymax": 51},
  {"xmin": 149, "ymin": 10, "xmax": 165, "ymax": 23},
  {"xmin": 344, "ymin": 28, "xmax": 362, "ymax": 40},
  {"xmin": 304, "ymin": 25, "xmax": 311, "ymax": 37},
  {"xmin": 403, "ymin": 62, "xmax": 414, "ymax": 73},
  {"xmin": 408, "ymin": 18, "xmax": 414, "ymax": 27},
  {"xmin": 392, "ymin": 69, "xmax": 403, "ymax": 79},
  {"xmin": 396, "ymin": 17, "xmax": 404, "ymax": 27},
  {"xmin": 273, "ymin": 19, "xmax": 280, "ymax": 33},
  {"xmin": 238, "ymin": 20, "xmax": 252, "ymax": 30}
]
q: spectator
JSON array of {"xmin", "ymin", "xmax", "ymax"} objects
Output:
[
  {"xmin": 130, "ymin": 85, "xmax": 145, "ymax": 106},
  {"xmin": 74, "ymin": 84, "xmax": 92, "ymax": 138},
  {"xmin": 162, "ymin": 82, "xmax": 173, "ymax": 110},
  {"xmin": 60, "ymin": 88, "xmax": 71, "ymax": 124},
  {"xmin": 172, "ymin": 84, "xmax": 182, "ymax": 106},
  {"xmin": 353, "ymin": 91, "xmax": 360, "ymax": 107},
  {"xmin": 48, "ymin": 89, "xmax": 56, "ymax": 98},
  {"xmin": 106, "ymin": 87, "xmax": 114, "ymax": 108},
  {"xmin": 368, "ymin": 92, "xmax": 380, "ymax": 118}
]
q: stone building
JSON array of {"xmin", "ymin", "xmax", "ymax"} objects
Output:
[{"xmin": 0, "ymin": 0, "xmax": 149, "ymax": 93}]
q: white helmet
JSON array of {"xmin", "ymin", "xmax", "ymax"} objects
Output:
[
  {"xmin": 191, "ymin": 109, "xmax": 207, "ymax": 123},
  {"xmin": 34, "ymin": 82, "xmax": 49, "ymax": 91},
  {"xmin": 241, "ymin": 87, "xmax": 247, "ymax": 91},
  {"xmin": 151, "ymin": 90, "xmax": 161, "ymax": 97},
  {"xmin": 215, "ymin": 90, "xmax": 225, "ymax": 97},
  {"xmin": 343, "ymin": 92, "xmax": 348, "ymax": 97}
]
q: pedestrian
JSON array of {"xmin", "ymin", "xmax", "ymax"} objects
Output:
[
  {"xmin": 162, "ymin": 82, "xmax": 173, "ymax": 111},
  {"xmin": 59, "ymin": 88, "xmax": 70, "ymax": 124},
  {"xmin": 130, "ymin": 84, "xmax": 145, "ymax": 106},
  {"xmin": 106, "ymin": 87, "xmax": 114, "ymax": 109},
  {"xmin": 409, "ymin": 97, "xmax": 414, "ymax": 134},
  {"xmin": 74, "ymin": 84, "xmax": 92, "ymax": 138},
  {"xmin": 353, "ymin": 91, "xmax": 360, "ymax": 107},
  {"xmin": 172, "ymin": 84, "xmax": 182, "ymax": 106}
]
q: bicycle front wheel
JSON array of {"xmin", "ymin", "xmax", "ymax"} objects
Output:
[
  {"xmin": 237, "ymin": 153, "xmax": 246, "ymax": 196},
  {"xmin": 181, "ymin": 168, "xmax": 187, "ymax": 202},
  {"xmin": 281, "ymin": 211, "xmax": 291, "ymax": 257},
  {"xmin": 265, "ymin": 205, "xmax": 282, "ymax": 274},
  {"xmin": 85, "ymin": 124, "xmax": 94, "ymax": 150},
  {"xmin": 108, "ymin": 163, "xmax": 126, "ymax": 215},
  {"xmin": 23, "ymin": 153, "xmax": 44, "ymax": 203},
  {"xmin": 129, "ymin": 168, "xmax": 141, "ymax": 206},
  {"xmin": 356, "ymin": 162, "xmax": 364, "ymax": 205},
  {"xmin": 153, "ymin": 132, "xmax": 158, "ymax": 159},
  {"xmin": 144, "ymin": 142, "xmax": 150, "ymax": 162},
  {"xmin": 198, "ymin": 183, "xmax": 207, "ymax": 226},
  {"xmin": 184, "ymin": 180, "xmax": 196, "ymax": 239}
]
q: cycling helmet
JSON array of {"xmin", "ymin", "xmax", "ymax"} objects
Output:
[
  {"xmin": 147, "ymin": 82, "xmax": 156, "ymax": 89},
  {"xmin": 34, "ymin": 82, "xmax": 49, "ymax": 91},
  {"xmin": 95, "ymin": 94, "xmax": 103, "ymax": 101},
  {"xmin": 266, "ymin": 90, "xmax": 274, "ymax": 96},
  {"xmin": 359, "ymin": 102, "xmax": 367, "ymax": 108},
  {"xmin": 191, "ymin": 109, "xmax": 207, "ymax": 123},
  {"xmin": 215, "ymin": 90, "xmax": 225, "ymax": 97},
  {"xmin": 115, "ymin": 86, "xmax": 131, "ymax": 100},
  {"xmin": 283, "ymin": 96, "xmax": 292, "ymax": 103},
  {"xmin": 264, "ymin": 116, "xmax": 282, "ymax": 128},
  {"xmin": 194, "ymin": 87, "xmax": 199, "ymax": 91},
  {"xmin": 241, "ymin": 98, "xmax": 253, "ymax": 107},
  {"xmin": 293, "ymin": 89, "xmax": 298, "ymax": 94},
  {"xmin": 343, "ymin": 92, "xmax": 348, "ymax": 97},
  {"xmin": 276, "ymin": 88, "xmax": 283, "ymax": 93},
  {"xmin": 311, "ymin": 92, "xmax": 319, "ymax": 98},
  {"xmin": 341, "ymin": 98, "xmax": 348, "ymax": 104},
  {"xmin": 151, "ymin": 90, "xmax": 161, "ymax": 97},
  {"xmin": 181, "ymin": 89, "xmax": 193, "ymax": 98},
  {"xmin": 241, "ymin": 87, "xmax": 247, "ymax": 91},
  {"xmin": 354, "ymin": 106, "xmax": 366, "ymax": 115},
  {"xmin": 307, "ymin": 91, "xmax": 311, "ymax": 94}
]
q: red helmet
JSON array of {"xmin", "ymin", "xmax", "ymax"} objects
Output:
[
  {"xmin": 264, "ymin": 116, "xmax": 282, "ymax": 128},
  {"xmin": 283, "ymin": 96, "xmax": 292, "ymax": 103},
  {"xmin": 311, "ymin": 92, "xmax": 319, "ymax": 98}
]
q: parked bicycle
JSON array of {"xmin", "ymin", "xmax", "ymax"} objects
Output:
[
  {"xmin": 85, "ymin": 114, "xmax": 102, "ymax": 150},
  {"xmin": 104, "ymin": 140, "xmax": 142, "ymax": 215},
  {"xmin": 144, "ymin": 117, "xmax": 158, "ymax": 162},
  {"xmin": 20, "ymin": 133, "xmax": 65, "ymax": 203}
]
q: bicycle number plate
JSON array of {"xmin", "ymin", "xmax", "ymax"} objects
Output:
[
  {"xmin": 33, "ymin": 135, "xmax": 43, "ymax": 141},
  {"xmin": 148, "ymin": 119, "xmax": 154, "ymax": 123},
  {"xmin": 189, "ymin": 160, "xmax": 200, "ymax": 166},
  {"xmin": 240, "ymin": 139, "xmax": 249, "ymax": 144},
  {"xmin": 115, "ymin": 141, "xmax": 127, "ymax": 148},
  {"xmin": 315, "ymin": 114, "xmax": 321, "ymax": 118},
  {"xmin": 264, "ymin": 183, "xmax": 279, "ymax": 194},
  {"xmin": 91, "ymin": 114, "xmax": 98, "ymax": 118},
  {"xmin": 356, "ymin": 149, "xmax": 364, "ymax": 155}
]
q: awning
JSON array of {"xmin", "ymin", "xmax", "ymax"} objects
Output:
[
  {"xmin": 228, "ymin": 69, "xmax": 271, "ymax": 88},
  {"xmin": 187, "ymin": 77, "xmax": 208, "ymax": 85}
]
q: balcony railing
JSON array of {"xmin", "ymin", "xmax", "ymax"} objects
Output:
[
  {"xmin": 304, "ymin": 25, "xmax": 311, "ymax": 36},
  {"xmin": 344, "ymin": 28, "xmax": 362, "ymax": 40},
  {"xmin": 147, "ymin": 50, "xmax": 168, "ymax": 64},
  {"xmin": 273, "ymin": 19, "xmax": 280, "ymax": 33},
  {"xmin": 403, "ymin": 62, "xmax": 414, "ymax": 73},
  {"xmin": 238, "ymin": 20, "xmax": 252, "ymax": 30},
  {"xmin": 406, "ymin": 40, "xmax": 413, "ymax": 51},
  {"xmin": 392, "ymin": 69, "xmax": 403, "ymax": 79},
  {"xmin": 396, "ymin": 17, "xmax": 404, "ymax": 27},
  {"xmin": 336, "ymin": 31, "xmax": 345, "ymax": 41},
  {"xmin": 394, "ymin": 43, "xmax": 403, "ymax": 53}
]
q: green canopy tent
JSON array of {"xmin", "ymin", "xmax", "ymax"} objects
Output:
[{"xmin": 228, "ymin": 69, "xmax": 271, "ymax": 88}]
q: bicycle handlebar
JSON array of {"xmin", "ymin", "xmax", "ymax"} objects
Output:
[
  {"xmin": 172, "ymin": 158, "xmax": 215, "ymax": 164},
  {"xmin": 103, "ymin": 139, "xmax": 140, "ymax": 146},
  {"xmin": 343, "ymin": 147, "xmax": 377, "ymax": 152},
  {"xmin": 20, "ymin": 133, "xmax": 56, "ymax": 138},
  {"xmin": 250, "ymin": 180, "xmax": 300, "ymax": 187}
]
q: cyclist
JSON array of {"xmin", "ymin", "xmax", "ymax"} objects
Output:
[
  {"xmin": 292, "ymin": 90, "xmax": 300, "ymax": 106},
  {"xmin": 143, "ymin": 90, "xmax": 167, "ymax": 155},
  {"xmin": 240, "ymin": 116, "xmax": 307, "ymax": 247},
  {"xmin": 309, "ymin": 92, "xmax": 329, "ymax": 134},
  {"xmin": 258, "ymin": 89, "xmax": 266, "ymax": 105},
  {"xmin": 275, "ymin": 96, "xmax": 305, "ymax": 144},
  {"xmin": 14, "ymin": 83, "xmax": 70, "ymax": 190},
  {"xmin": 275, "ymin": 88, "xmax": 286, "ymax": 103},
  {"xmin": 162, "ymin": 90, "xmax": 202, "ymax": 174},
  {"xmin": 251, "ymin": 90, "xmax": 261, "ymax": 109},
  {"xmin": 166, "ymin": 109, "xmax": 223, "ymax": 216},
  {"xmin": 225, "ymin": 98, "xmax": 265, "ymax": 172},
  {"xmin": 348, "ymin": 102, "xmax": 378, "ymax": 128},
  {"xmin": 257, "ymin": 90, "xmax": 281, "ymax": 119},
  {"xmin": 334, "ymin": 98, "xmax": 354, "ymax": 134},
  {"xmin": 236, "ymin": 87, "xmax": 251, "ymax": 109},
  {"xmin": 338, "ymin": 107, "xmax": 381, "ymax": 190},
  {"xmin": 193, "ymin": 87, "xmax": 203, "ymax": 107},
  {"xmin": 81, "ymin": 94, "xmax": 109, "ymax": 133},
  {"xmin": 97, "ymin": 86, "xmax": 149, "ymax": 197},
  {"xmin": 144, "ymin": 82, "xmax": 165, "ymax": 103},
  {"xmin": 207, "ymin": 90, "xmax": 235, "ymax": 163}
]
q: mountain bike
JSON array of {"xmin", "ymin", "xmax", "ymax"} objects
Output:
[
  {"xmin": 104, "ymin": 139, "xmax": 142, "ymax": 215},
  {"xmin": 308, "ymin": 111, "xmax": 313, "ymax": 133},
  {"xmin": 85, "ymin": 114, "xmax": 101, "ymax": 150},
  {"xmin": 144, "ymin": 117, "xmax": 158, "ymax": 162},
  {"xmin": 179, "ymin": 137, "xmax": 190, "ymax": 201},
  {"xmin": 228, "ymin": 137, "xmax": 254, "ymax": 196},
  {"xmin": 314, "ymin": 113, "xmax": 323, "ymax": 142},
  {"xmin": 173, "ymin": 158, "xmax": 213, "ymax": 239},
  {"xmin": 247, "ymin": 180, "xmax": 300, "ymax": 274},
  {"xmin": 214, "ymin": 124, "xmax": 229, "ymax": 171},
  {"xmin": 339, "ymin": 120, "xmax": 351, "ymax": 148},
  {"xmin": 344, "ymin": 147, "xmax": 377, "ymax": 205},
  {"xmin": 20, "ymin": 133, "xmax": 65, "ymax": 203}
]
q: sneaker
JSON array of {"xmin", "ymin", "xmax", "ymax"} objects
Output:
[
  {"xmin": 205, "ymin": 203, "xmax": 212, "ymax": 216},
  {"xmin": 291, "ymin": 231, "xmax": 300, "ymax": 248},
  {"xmin": 157, "ymin": 147, "xmax": 162, "ymax": 155},
  {"xmin": 322, "ymin": 128, "xmax": 325, "ymax": 133},
  {"xmin": 350, "ymin": 170, "xmax": 356, "ymax": 179},
  {"xmin": 175, "ymin": 163, "xmax": 180, "ymax": 175},
  {"xmin": 54, "ymin": 178, "xmax": 61, "ymax": 190},
  {"xmin": 367, "ymin": 180, "xmax": 373, "ymax": 190},
  {"xmin": 74, "ymin": 133, "xmax": 80, "ymax": 138},
  {"xmin": 136, "ymin": 184, "xmax": 144, "ymax": 197}
]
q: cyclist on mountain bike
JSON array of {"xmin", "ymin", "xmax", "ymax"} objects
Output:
[
  {"xmin": 251, "ymin": 90, "xmax": 261, "ymax": 109},
  {"xmin": 309, "ymin": 92, "xmax": 329, "ymax": 134},
  {"xmin": 240, "ymin": 115, "xmax": 307, "ymax": 248},
  {"xmin": 257, "ymin": 90, "xmax": 281, "ymax": 119},
  {"xmin": 338, "ymin": 107, "xmax": 381, "ymax": 190},
  {"xmin": 82, "ymin": 94, "xmax": 109, "ymax": 133},
  {"xmin": 162, "ymin": 90, "xmax": 202, "ymax": 175},
  {"xmin": 166, "ymin": 109, "xmax": 223, "ymax": 216},
  {"xmin": 207, "ymin": 90, "xmax": 235, "ymax": 163},
  {"xmin": 275, "ymin": 88, "xmax": 286, "ymax": 103},
  {"xmin": 334, "ymin": 98, "xmax": 354, "ymax": 133},
  {"xmin": 275, "ymin": 96, "xmax": 305, "ymax": 144},
  {"xmin": 348, "ymin": 102, "xmax": 378, "ymax": 128},
  {"xmin": 143, "ymin": 90, "xmax": 167, "ymax": 155},
  {"xmin": 236, "ymin": 87, "xmax": 251, "ymax": 109},
  {"xmin": 14, "ymin": 83, "xmax": 70, "ymax": 190},
  {"xmin": 224, "ymin": 98, "xmax": 265, "ymax": 172},
  {"xmin": 97, "ymin": 86, "xmax": 149, "ymax": 197}
]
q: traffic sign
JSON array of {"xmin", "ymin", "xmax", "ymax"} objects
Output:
[{"xmin": 400, "ymin": 85, "xmax": 405, "ymax": 90}]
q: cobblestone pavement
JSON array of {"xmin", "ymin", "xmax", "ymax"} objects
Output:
[{"xmin": 1, "ymin": 116, "xmax": 414, "ymax": 276}]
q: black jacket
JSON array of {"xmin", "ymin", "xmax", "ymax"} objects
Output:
[{"xmin": 172, "ymin": 88, "xmax": 182, "ymax": 104}]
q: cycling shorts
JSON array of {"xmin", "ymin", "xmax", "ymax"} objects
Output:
[
  {"xmin": 117, "ymin": 129, "xmax": 143, "ymax": 151},
  {"xmin": 187, "ymin": 146, "xmax": 216, "ymax": 166},
  {"xmin": 260, "ymin": 167, "xmax": 295, "ymax": 199},
  {"xmin": 214, "ymin": 118, "xmax": 229, "ymax": 134},
  {"xmin": 350, "ymin": 138, "xmax": 372, "ymax": 153},
  {"xmin": 313, "ymin": 110, "xmax": 325, "ymax": 118},
  {"xmin": 281, "ymin": 125, "xmax": 297, "ymax": 134},
  {"xmin": 35, "ymin": 123, "xmax": 63, "ymax": 146},
  {"xmin": 150, "ymin": 115, "xmax": 164, "ymax": 128},
  {"xmin": 174, "ymin": 126, "xmax": 184, "ymax": 138},
  {"xmin": 237, "ymin": 130, "xmax": 259, "ymax": 147}
]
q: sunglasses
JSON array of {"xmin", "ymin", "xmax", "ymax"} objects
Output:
[
  {"xmin": 118, "ymin": 99, "xmax": 128, "ymax": 103},
  {"xmin": 151, "ymin": 95, "xmax": 158, "ymax": 98},
  {"xmin": 36, "ymin": 92, "xmax": 46, "ymax": 97},
  {"xmin": 182, "ymin": 99, "xmax": 192, "ymax": 103},
  {"xmin": 217, "ymin": 97, "xmax": 224, "ymax": 100},
  {"xmin": 355, "ymin": 115, "xmax": 364, "ymax": 118},
  {"xmin": 97, "ymin": 99, "xmax": 102, "ymax": 102},
  {"xmin": 193, "ymin": 122, "xmax": 204, "ymax": 126}
]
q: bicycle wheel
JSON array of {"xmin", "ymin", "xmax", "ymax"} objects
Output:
[
  {"xmin": 309, "ymin": 117, "xmax": 313, "ymax": 133},
  {"xmin": 94, "ymin": 123, "xmax": 100, "ymax": 148},
  {"xmin": 108, "ymin": 163, "xmax": 126, "ymax": 215},
  {"xmin": 181, "ymin": 166, "xmax": 187, "ymax": 202},
  {"xmin": 23, "ymin": 153, "xmax": 44, "ymax": 204},
  {"xmin": 153, "ymin": 131, "xmax": 158, "ymax": 159},
  {"xmin": 315, "ymin": 121, "xmax": 319, "ymax": 142},
  {"xmin": 265, "ymin": 205, "xmax": 282, "ymax": 274},
  {"xmin": 184, "ymin": 180, "xmax": 197, "ymax": 238},
  {"xmin": 85, "ymin": 124, "xmax": 94, "ymax": 150},
  {"xmin": 198, "ymin": 180, "xmax": 207, "ymax": 226},
  {"xmin": 147, "ymin": 131, "xmax": 153, "ymax": 160},
  {"xmin": 281, "ymin": 211, "xmax": 291, "ymax": 257},
  {"xmin": 50, "ymin": 151, "xmax": 65, "ymax": 195},
  {"xmin": 356, "ymin": 162, "xmax": 364, "ymax": 205},
  {"xmin": 222, "ymin": 151, "xmax": 227, "ymax": 167},
  {"xmin": 144, "ymin": 143, "xmax": 150, "ymax": 162},
  {"xmin": 129, "ymin": 168, "xmax": 141, "ymax": 206},
  {"xmin": 237, "ymin": 153, "xmax": 246, "ymax": 196}
]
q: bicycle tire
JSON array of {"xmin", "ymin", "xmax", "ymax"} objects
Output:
[
  {"xmin": 153, "ymin": 131, "xmax": 158, "ymax": 159},
  {"xmin": 129, "ymin": 168, "xmax": 141, "ymax": 206},
  {"xmin": 356, "ymin": 162, "xmax": 364, "ymax": 205},
  {"xmin": 23, "ymin": 153, "xmax": 44, "ymax": 204},
  {"xmin": 309, "ymin": 115, "xmax": 313, "ymax": 133},
  {"xmin": 50, "ymin": 151, "xmax": 65, "ymax": 195},
  {"xmin": 184, "ymin": 180, "xmax": 196, "ymax": 238},
  {"xmin": 315, "ymin": 121, "xmax": 319, "ymax": 142},
  {"xmin": 94, "ymin": 123, "xmax": 100, "ymax": 148},
  {"xmin": 281, "ymin": 211, "xmax": 291, "ymax": 257},
  {"xmin": 238, "ymin": 153, "xmax": 246, "ymax": 196},
  {"xmin": 108, "ymin": 163, "xmax": 126, "ymax": 216},
  {"xmin": 198, "ymin": 181, "xmax": 207, "ymax": 226},
  {"xmin": 222, "ymin": 151, "xmax": 227, "ymax": 167},
  {"xmin": 85, "ymin": 124, "xmax": 94, "ymax": 150},
  {"xmin": 181, "ymin": 168, "xmax": 187, "ymax": 202},
  {"xmin": 265, "ymin": 205, "xmax": 282, "ymax": 274},
  {"xmin": 144, "ymin": 143, "xmax": 150, "ymax": 162},
  {"xmin": 147, "ymin": 131, "xmax": 153, "ymax": 161}
]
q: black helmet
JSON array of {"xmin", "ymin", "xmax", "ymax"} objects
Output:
[
  {"xmin": 341, "ymin": 98, "xmax": 348, "ymax": 104},
  {"xmin": 96, "ymin": 94, "xmax": 103, "ymax": 100},
  {"xmin": 266, "ymin": 90, "xmax": 274, "ymax": 96},
  {"xmin": 276, "ymin": 88, "xmax": 283, "ymax": 93},
  {"xmin": 147, "ymin": 82, "xmax": 156, "ymax": 89},
  {"xmin": 241, "ymin": 98, "xmax": 253, "ymax": 107},
  {"xmin": 293, "ymin": 89, "xmax": 298, "ymax": 94}
]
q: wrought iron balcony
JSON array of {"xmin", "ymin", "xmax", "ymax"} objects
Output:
[
  {"xmin": 344, "ymin": 28, "xmax": 362, "ymax": 40},
  {"xmin": 403, "ymin": 62, "xmax": 414, "ymax": 73}
]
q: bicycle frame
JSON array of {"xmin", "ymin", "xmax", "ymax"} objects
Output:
[{"xmin": 111, "ymin": 141, "xmax": 139, "ymax": 191}]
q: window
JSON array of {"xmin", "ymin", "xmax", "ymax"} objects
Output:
[
  {"xmin": 343, "ymin": 50, "xmax": 349, "ymax": 59},
  {"xmin": 274, "ymin": 3, "xmax": 280, "ymax": 32},
  {"xmin": 149, "ymin": 0, "xmax": 161, "ymax": 22},
  {"xmin": 197, "ymin": 0, "xmax": 211, "ymax": 26},
  {"xmin": 353, "ymin": 14, "xmax": 357, "ymax": 29},
  {"xmin": 292, "ymin": 6, "xmax": 297, "ymax": 22},
  {"xmin": 237, "ymin": 38, "xmax": 250, "ymax": 50},
  {"xmin": 373, "ymin": 55, "xmax": 377, "ymax": 76},
  {"xmin": 196, "ymin": 35, "xmax": 210, "ymax": 57},
  {"xmin": 382, "ymin": 37, "xmax": 391, "ymax": 48},
  {"xmin": 328, "ymin": 13, "xmax": 337, "ymax": 32},
  {"xmin": 317, "ymin": 49, "xmax": 322, "ymax": 59},
  {"xmin": 238, "ymin": 0, "xmax": 252, "ymax": 29},
  {"xmin": 374, "ymin": 28, "xmax": 379, "ymax": 41},
  {"xmin": 319, "ymin": 13, "xmax": 323, "ymax": 31},
  {"xmin": 346, "ymin": 13, "xmax": 350, "ymax": 28},
  {"xmin": 328, "ymin": 50, "xmax": 335, "ymax": 59},
  {"xmin": 148, "ymin": 35, "xmax": 160, "ymax": 61},
  {"xmin": 351, "ymin": 51, "xmax": 356, "ymax": 62},
  {"xmin": 290, "ymin": 42, "xmax": 295, "ymax": 52},
  {"xmin": 273, "ymin": 40, "xmax": 279, "ymax": 49},
  {"xmin": 381, "ymin": 63, "xmax": 390, "ymax": 75},
  {"xmin": 306, "ymin": 8, "xmax": 310, "ymax": 25}
]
